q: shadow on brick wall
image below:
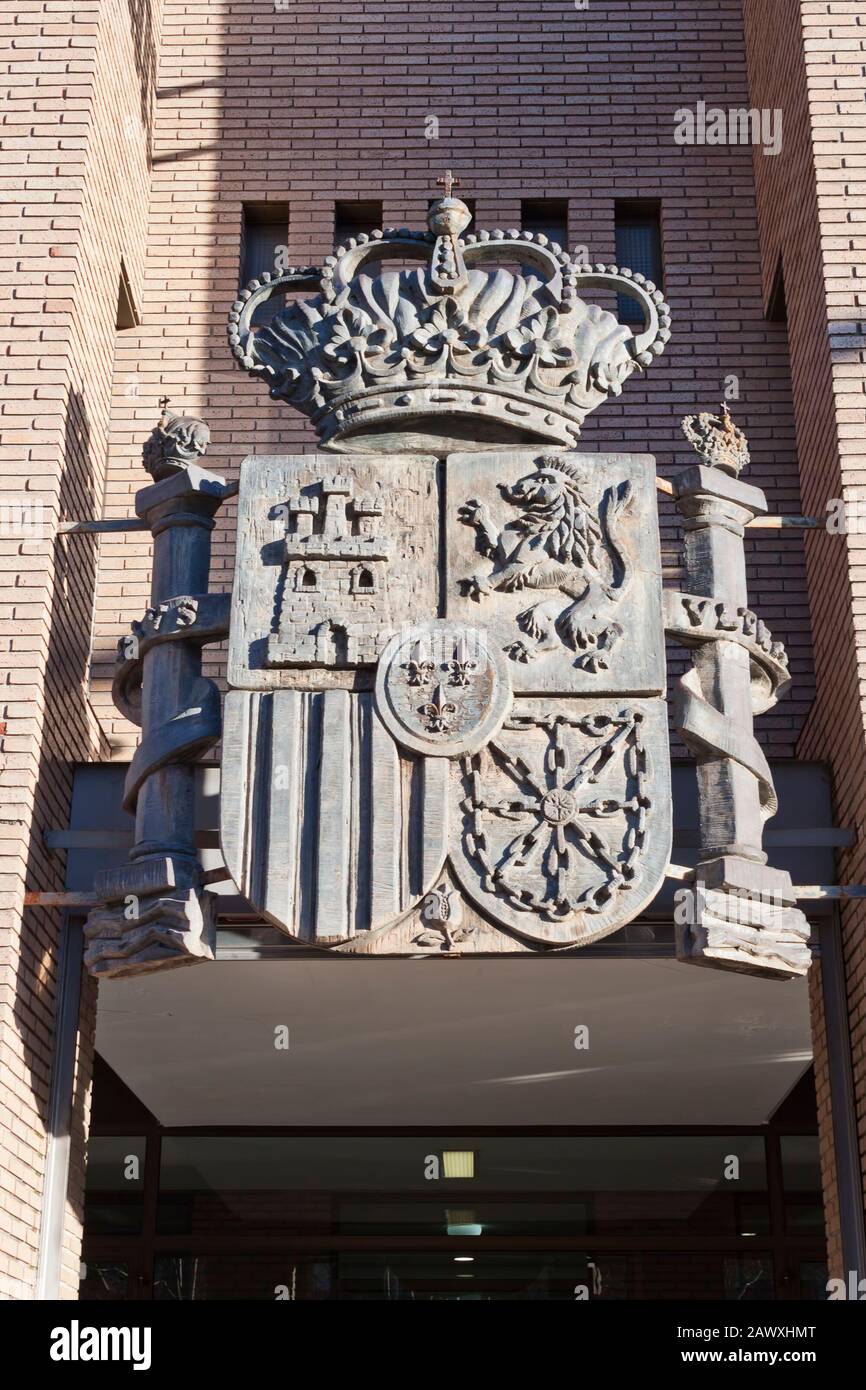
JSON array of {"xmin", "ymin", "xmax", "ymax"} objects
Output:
[
  {"xmin": 16, "ymin": 391, "xmax": 100, "ymax": 1195},
  {"xmin": 126, "ymin": 0, "xmax": 158, "ymax": 142}
]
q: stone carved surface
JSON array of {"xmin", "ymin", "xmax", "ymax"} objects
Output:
[
  {"xmin": 219, "ymin": 449, "xmax": 672, "ymax": 950},
  {"xmin": 414, "ymin": 882, "xmax": 474, "ymax": 951},
  {"xmin": 267, "ymin": 473, "xmax": 393, "ymax": 668},
  {"xmin": 228, "ymin": 196, "xmax": 671, "ymax": 453},
  {"xmin": 668, "ymin": 413, "xmax": 811, "ymax": 978},
  {"xmin": 85, "ymin": 448, "xmax": 231, "ymax": 978},
  {"xmin": 131, "ymin": 595, "xmax": 199, "ymax": 644},
  {"xmin": 450, "ymin": 698, "xmax": 671, "ymax": 946},
  {"xmin": 228, "ymin": 454, "xmax": 439, "ymax": 689},
  {"xmin": 220, "ymin": 689, "xmax": 448, "ymax": 941},
  {"xmin": 85, "ymin": 863, "xmax": 215, "ymax": 978},
  {"xmin": 374, "ymin": 620, "xmax": 512, "ymax": 756},
  {"xmin": 663, "ymin": 589, "xmax": 790, "ymax": 715},
  {"xmin": 686, "ymin": 858, "xmax": 811, "ymax": 980},
  {"xmin": 142, "ymin": 407, "xmax": 211, "ymax": 479},
  {"xmin": 217, "ymin": 434, "xmax": 802, "ymax": 967},
  {"xmin": 447, "ymin": 450, "xmax": 665, "ymax": 694},
  {"xmin": 682, "ymin": 401, "xmax": 749, "ymax": 476}
]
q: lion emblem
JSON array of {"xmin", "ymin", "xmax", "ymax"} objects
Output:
[{"xmin": 458, "ymin": 454, "xmax": 633, "ymax": 671}]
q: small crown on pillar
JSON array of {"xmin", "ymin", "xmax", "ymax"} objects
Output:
[
  {"xmin": 682, "ymin": 402, "xmax": 750, "ymax": 476},
  {"xmin": 228, "ymin": 178, "xmax": 672, "ymax": 453},
  {"xmin": 142, "ymin": 402, "xmax": 211, "ymax": 480}
]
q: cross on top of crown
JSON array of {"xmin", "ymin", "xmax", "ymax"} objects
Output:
[{"xmin": 436, "ymin": 170, "xmax": 460, "ymax": 199}]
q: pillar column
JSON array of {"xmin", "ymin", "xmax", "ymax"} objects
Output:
[
  {"xmin": 84, "ymin": 411, "xmax": 230, "ymax": 977},
  {"xmin": 669, "ymin": 409, "xmax": 811, "ymax": 978}
]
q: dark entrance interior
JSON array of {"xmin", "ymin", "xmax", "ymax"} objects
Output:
[{"xmin": 81, "ymin": 1058, "xmax": 826, "ymax": 1301}]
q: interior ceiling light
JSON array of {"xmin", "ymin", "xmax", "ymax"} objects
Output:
[{"xmin": 442, "ymin": 1150, "xmax": 475, "ymax": 1179}]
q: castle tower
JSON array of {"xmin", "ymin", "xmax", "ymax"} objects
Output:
[{"xmin": 268, "ymin": 475, "xmax": 393, "ymax": 667}]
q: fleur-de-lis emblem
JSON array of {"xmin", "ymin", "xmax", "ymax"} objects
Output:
[
  {"xmin": 404, "ymin": 639, "xmax": 435, "ymax": 686},
  {"xmin": 422, "ymin": 683, "xmax": 457, "ymax": 733},
  {"xmin": 447, "ymin": 635, "xmax": 477, "ymax": 687}
]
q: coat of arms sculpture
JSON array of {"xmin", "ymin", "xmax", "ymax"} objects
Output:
[{"xmin": 83, "ymin": 180, "xmax": 811, "ymax": 979}]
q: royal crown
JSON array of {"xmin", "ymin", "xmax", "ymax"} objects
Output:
[
  {"xmin": 682, "ymin": 401, "xmax": 750, "ymax": 476},
  {"xmin": 228, "ymin": 180, "xmax": 671, "ymax": 452}
]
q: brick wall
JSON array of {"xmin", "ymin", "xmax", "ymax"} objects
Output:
[
  {"xmin": 0, "ymin": 0, "xmax": 158, "ymax": 1298},
  {"xmin": 744, "ymin": 0, "xmax": 866, "ymax": 1281}
]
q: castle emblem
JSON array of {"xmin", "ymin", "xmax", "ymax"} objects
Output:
[{"xmin": 268, "ymin": 474, "xmax": 392, "ymax": 667}]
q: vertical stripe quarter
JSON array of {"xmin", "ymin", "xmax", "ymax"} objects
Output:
[
  {"xmin": 264, "ymin": 690, "xmax": 301, "ymax": 927},
  {"xmin": 219, "ymin": 690, "xmax": 253, "ymax": 893},
  {"xmin": 420, "ymin": 755, "xmax": 449, "ymax": 887},
  {"xmin": 370, "ymin": 707, "xmax": 401, "ymax": 925},
  {"xmin": 315, "ymin": 690, "xmax": 352, "ymax": 939},
  {"xmin": 220, "ymin": 689, "xmax": 447, "ymax": 941}
]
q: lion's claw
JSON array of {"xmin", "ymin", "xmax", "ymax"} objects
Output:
[
  {"xmin": 505, "ymin": 640, "xmax": 536, "ymax": 663},
  {"xmin": 458, "ymin": 499, "xmax": 484, "ymax": 526},
  {"xmin": 461, "ymin": 573, "xmax": 492, "ymax": 601}
]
